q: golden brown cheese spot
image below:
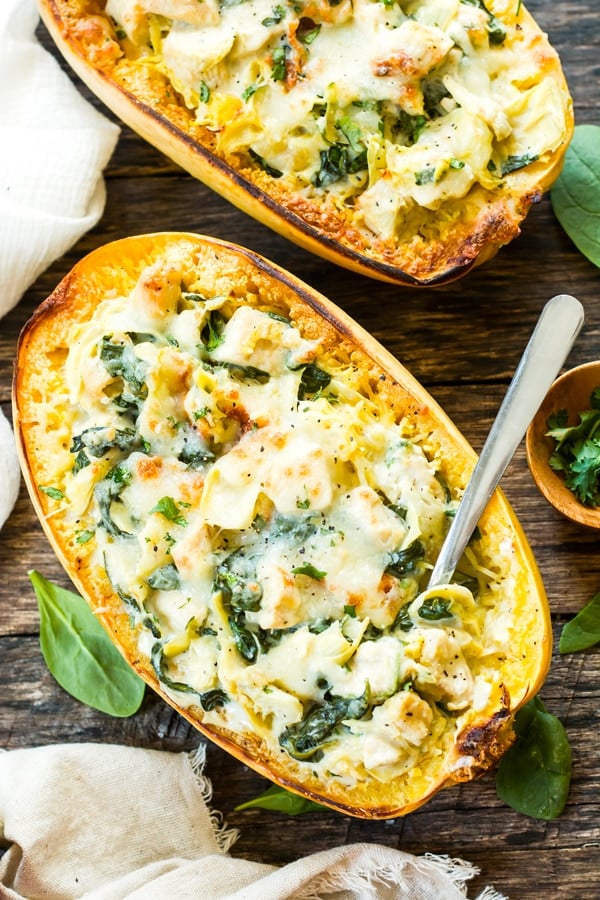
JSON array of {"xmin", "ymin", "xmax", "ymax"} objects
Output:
[
  {"xmin": 71, "ymin": 15, "xmax": 123, "ymax": 68},
  {"xmin": 132, "ymin": 262, "xmax": 184, "ymax": 320},
  {"xmin": 353, "ymin": 573, "xmax": 411, "ymax": 630}
]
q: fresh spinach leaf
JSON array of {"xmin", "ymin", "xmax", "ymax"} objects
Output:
[
  {"xmin": 29, "ymin": 570, "xmax": 145, "ymax": 717},
  {"xmin": 551, "ymin": 124, "xmax": 600, "ymax": 269},
  {"xmin": 495, "ymin": 696, "xmax": 571, "ymax": 820},
  {"xmin": 560, "ymin": 591, "xmax": 600, "ymax": 653},
  {"xmin": 234, "ymin": 783, "xmax": 326, "ymax": 814}
]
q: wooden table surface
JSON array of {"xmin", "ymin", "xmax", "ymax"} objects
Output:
[{"xmin": 1, "ymin": 3, "xmax": 599, "ymax": 897}]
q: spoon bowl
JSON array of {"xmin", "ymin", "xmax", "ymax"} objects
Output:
[{"xmin": 526, "ymin": 360, "xmax": 600, "ymax": 529}]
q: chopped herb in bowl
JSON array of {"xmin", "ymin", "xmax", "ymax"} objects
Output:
[{"xmin": 546, "ymin": 386, "xmax": 600, "ymax": 507}]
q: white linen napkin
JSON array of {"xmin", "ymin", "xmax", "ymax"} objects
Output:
[
  {"xmin": 0, "ymin": 0, "xmax": 119, "ymax": 527},
  {"xmin": 0, "ymin": 0, "xmax": 120, "ymax": 319},
  {"xmin": 0, "ymin": 742, "xmax": 506, "ymax": 899},
  {"xmin": 0, "ymin": 410, "xmax": 20, "ymax": 531}
]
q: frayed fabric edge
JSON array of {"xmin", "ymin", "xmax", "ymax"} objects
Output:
[
  {"xmin": 475, "ymin": 887, "xmax": 508, "ymax": 900},
  {"xmin": 186, "ymin": 744, "xmax": 508, "ymax": 900},
  {"xmin": 188, "ymin": 743, "xmax": 239, "ymax": 855},
  {"xmin": 292, "ymin": 850, "xmax": 507, "ymax": 900}
]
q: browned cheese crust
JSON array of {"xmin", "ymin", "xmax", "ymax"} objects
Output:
[
  {"xmin": 38, "ymin": 0, "xmax": 573, "ymax": 285},
  {"xmin": 14, "ymin": 233, "xmax": 551, "ymax": 817}
]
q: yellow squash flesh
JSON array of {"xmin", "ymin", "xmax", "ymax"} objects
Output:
[
  {"xmin": 13, "ymin": 233, "xmax": 551, "ymax": 818},
  {"xmin": 38, "ymin": 0, "xmax": 573, "ymax": 286}
]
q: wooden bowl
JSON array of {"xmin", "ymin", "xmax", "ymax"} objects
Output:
[{"xmin": 526, "ymin": 361, "xmax": 600, "ymax": 528}]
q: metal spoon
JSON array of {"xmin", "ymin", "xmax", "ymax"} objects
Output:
[{"xmin": 428, "ymin": 293, "xmax": 584, "ymax": 589}]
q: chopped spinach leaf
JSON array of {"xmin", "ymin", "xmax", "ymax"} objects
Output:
[
  {"xmin": 279, "ymin": 688, "xmax": 369, "ymax": 761},
  {"xmin": 261, "ymin": 4, "xmax": 286, "ymax": 25},
  {"xmin": 204, "ymin": 358, "xmax": 270, "ymax": 384},
  {"xmin": 100, "ymin": 336, "xmax": 148, "ymax": 398},
  {"xmin": 151, "ymin": 642, "xmax": 197, "ymax": 694},
  {"xmin": 418, "ymin": 596, "xmax": 453, "ymax": 620},
  {"xmin": 500, "ymin": 152, "xmax": 539, "ymax": 176},
  {"xmin": 298, "ymin": 19, "xmax": 321, "ymax": 44},
  {"xmin": 94, "ymin": 467, "xmax": 132, "ymax": 537},
  {"xmin": 229, "ymin": 612, "xmax": 259, "ymax": 662},
  {"xmin": 415, "ymin": 167, "xmax": 436, "ymax": 186},
  {"xmin": 147, "ymin": 563, "xmax": 181, "ymax": 591},
  {"xmin": 271, "ymin": 45, "xmax": 288, "ymax": 81},
  {"xmin": 392, "ymin": 602, "xmax": 413, "ymax": 632},
  {"xmin": 395, "ymin": 109, "xmax": 427, "ymax": 144},
  {"xmin": 296, "ymin": 363, "xmax": 331, "ymax": 400},
  {"xmin": 314, "ymin": 142, "xmax": 367, "ymax": 187},
  {"xmin": 71, "ymin": 425, "xmax": 139, "ymax": 460},
  {"xmin": 200, "ymin": 310, "xmax": 227, "ymax": 351},
  {"xmin": 38, "ymin": 485, "xmax": 64, "ymax": 500},
  {"xmin": 248, "ymin": 147, "xmax": 283, "ymax": 177},
  {"xmin": 422, "ymin": 79, "xmax": 451, "ymax": 119},
  {"xmin": 178, "ymin": 426, "xmax": 215, "ymax": 468},
  {"xmin": 385, "ymin": 539, "xmax": 425, "ymax": 579},
  {"xmin": 460, "ymin": 0, "xmax": 506, "ymax": 45},
  {"xmin": 215, "ymin": 550, "xmax": 263, "ymax": 612},
  {"xmin": 199, "ymin": 688, "xmax": 229, "ymax": 711}
]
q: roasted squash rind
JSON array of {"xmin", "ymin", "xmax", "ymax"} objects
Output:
[
  {"xmin": 38, "ymin": 0, "xmax": 573, "ymax": 285},
  {"xmin": 14, "ymin": 233, "xmax": 551, "ymax": 817}
]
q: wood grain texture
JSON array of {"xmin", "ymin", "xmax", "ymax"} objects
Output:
[{"xmin": 1, "ymin": 3, "xmax": 600, "ymax": 896}]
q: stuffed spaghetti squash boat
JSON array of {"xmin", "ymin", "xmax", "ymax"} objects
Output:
[
  {"xmin": 39, "ymin": 0, "xmax": 572, "ymax": 285},
  {"xmin": 14, "ymin": 233, "xmax": 550, "ymax": 817}
]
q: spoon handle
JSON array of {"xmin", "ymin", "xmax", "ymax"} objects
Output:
[{"xmin": 428, "ymin": 293, "xmax": 584, "ymax": 588}]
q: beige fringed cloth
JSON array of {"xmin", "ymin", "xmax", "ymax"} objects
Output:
[{"xmin": 0, "ymin": 743, "xmax": 506, "ymax": 900}]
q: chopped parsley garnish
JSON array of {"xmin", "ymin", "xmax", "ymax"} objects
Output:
[
  {"xmin": 500, "ymin": 152, "xmax": 539, "ymax": 176},
  {"xmin": 151, "ymin": 496, "xmax": 189, "ymax": 526},
  {"xmin": 271, "ymin": 45, "xmax": 288, "ymax": 81},
  {"xmin": 546, "ymin": 387, "xmax": 600, "ymax": 507},
  {"xmin": 292, "ymin": 563, "xmax": 327, "ymax": 580},
  {"xmin": 262, "ymin": 4, "xmax": 286, "ymax": 25},
  {"xmin": 38, "ymin": 485, "xmax": 64, "ymax": 500}
]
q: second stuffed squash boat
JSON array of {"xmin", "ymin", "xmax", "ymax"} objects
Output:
[
  {"xmin": 14, "ymin": 233, "xmax": 550, "ymax": 817},
  {"xmin": 39, "ymin": 0, "xmax": 573, "ymax": 285}
]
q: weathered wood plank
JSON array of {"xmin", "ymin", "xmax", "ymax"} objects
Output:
[{"xmin": 0, "ymin": 621, "xmax": 599, "ymax": 898}]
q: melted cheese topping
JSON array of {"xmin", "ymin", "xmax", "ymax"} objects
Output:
[
  {"xmin": 52, "ymin": 256, "xmax": 520, "ymax": 786},
  {"xmin": 106, "ymin": 0, "xmax": 569, "ymax": 241}
]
